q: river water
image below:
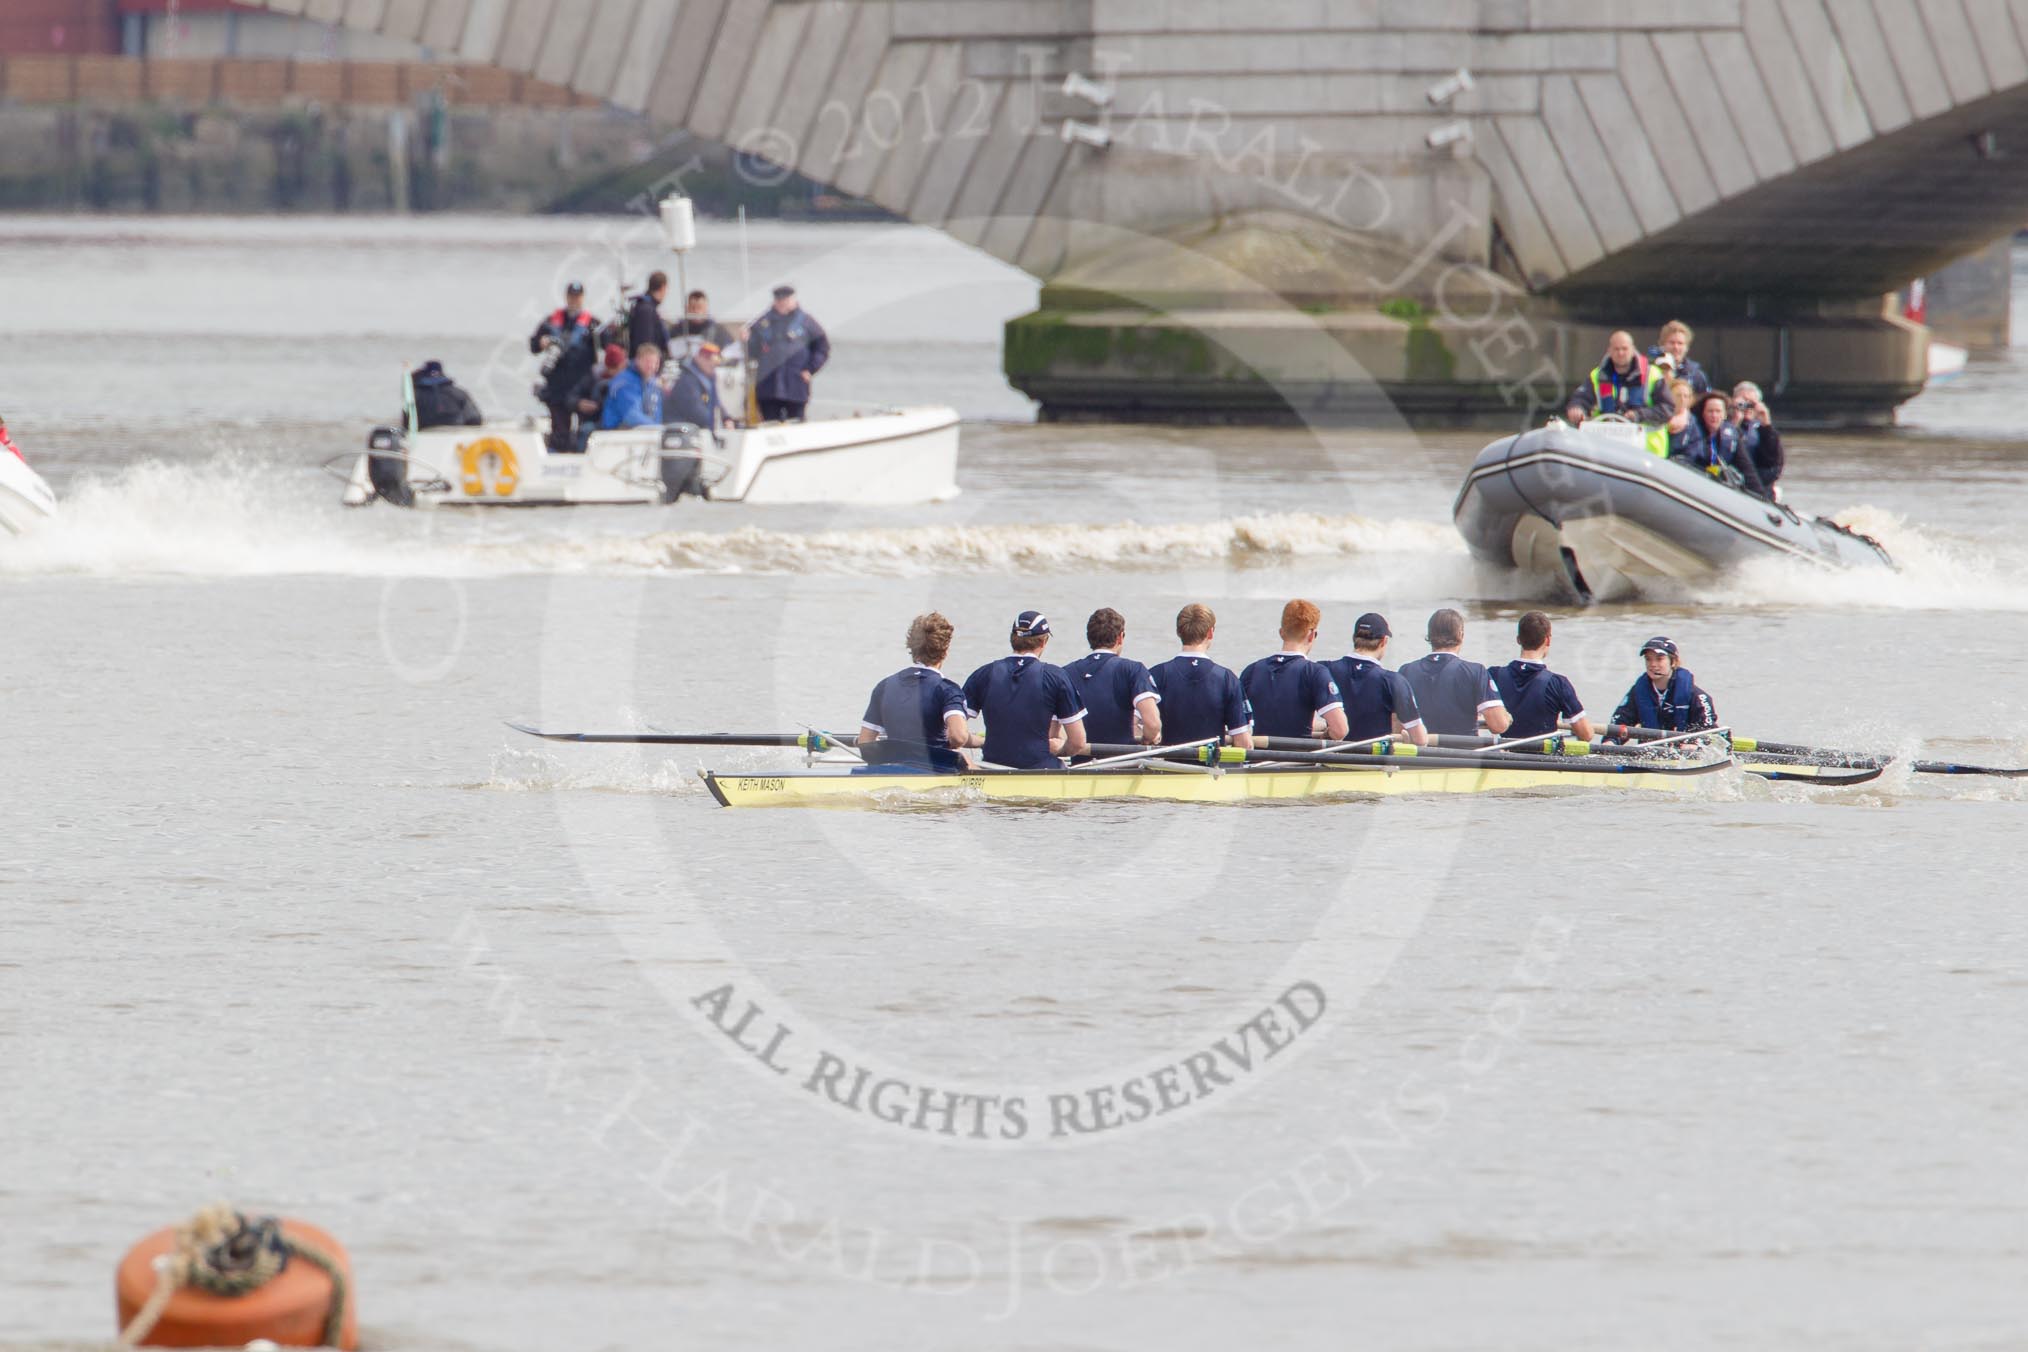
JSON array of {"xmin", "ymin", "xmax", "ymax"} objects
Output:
[{"xmin": 3, "ymin": 217, "xmax": 2026, "ymax": 1351}]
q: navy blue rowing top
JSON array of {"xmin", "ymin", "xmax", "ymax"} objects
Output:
[
  {"xmin": 1148, "ymin": 654, "xmax": 1250, "ymax": 743},
  {"xmin": 1239, "ymin": 653, "xmax": 1342, "ymax": 739},
  {"xmin": 961, "ymin": 655, "xmax": 1085, "ymax": 768},
  {"xmin": 1397, "ymin": 652, "xmax": 1505, "ymax": 737},
  {"xmin": 1490, "ymin": 660, "xmax": 1587, "ymax": 738},
  {"xmin": 1059, "ymin": 650, "xmax": 1158, "ymax": 746},
  {"xmin": 860, "ymin": 665, "xmax": 968, "ymax": 769},
  {"xmin": 1322, "ymin": 655, "xmax": 1423, "ymax": 741}
]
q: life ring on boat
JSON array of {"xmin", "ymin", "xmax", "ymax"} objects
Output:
[
  {"xmin": 114, "ymin": 1208, "xmax": 358, "ymax": 1350},
  {"xmin": 458, "ymin": 436, "xmax": 521, "ymax": 498}
]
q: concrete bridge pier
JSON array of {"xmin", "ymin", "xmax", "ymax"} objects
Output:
[{"xmin": 1002, "ymin": 211, "xmax": 1928, "ymax": 430}]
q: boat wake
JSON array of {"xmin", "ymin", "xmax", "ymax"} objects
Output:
[
  {"xmin": 482, "ymin": 512, "xmax": 1466, "ymax": 577},
  {"xmin": 1684, "ymin": 506, "xmax": 2028, "ymax": 613},
  {"xmin": 0, "ymin": 456, "xmax": 1466, "ymax": 581}
]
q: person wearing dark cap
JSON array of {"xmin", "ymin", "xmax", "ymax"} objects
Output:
[
  {"xmin": 530, "ymin": 281, "xmax": 601, "ymax": 451},
  {"xmin": 1610, "ymin": 637, "xmax": 1718, "ymax": 735},
  {"xmin": 857, "ymin": 612, "xmax": 973, "ymax": 771},
  {"xmin": 1240, "ymin": 599, "xmax": 1347, "ymax": 741},
  {"xmin": 1060, "ymin": 608, "xmax": 1162, "ymax": 747},
  {"xmin": 1322, "ymin": 613, "xmax": 1427, "ymax": 746},
  {"xmin": 748, "ymin": 284, "xmax": 830, "ymax": 423},
  {"xmin": 1491, "ymin": 612, "xmax": 1596, "ymax": 741},
  {"xmin": 1148, "ymin": 604, "xmax": 1253, "ymax": 749},
  {"xmin": 1398, "ymin": 608, "xmax": 1510, "ymax": 737},
  {"xmin": 961, "ymin": 611, "xmax": 1088, "ymax": 768},
  {"xmin": 666, "ymin": 341, "xmax": 723, "ymax": 436},
  {"xmin": 409, "ymin": 360, "xmax": 483, "ymax": 429}
]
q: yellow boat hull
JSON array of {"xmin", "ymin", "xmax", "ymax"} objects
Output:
[{"xmin": 701, "ymin": 759, "xmax": 1731, "ymax": 807}]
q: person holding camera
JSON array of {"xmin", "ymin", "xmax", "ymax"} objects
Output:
[{"xmin": 1731, "ymin": 381, "xmax": 1784, "ymax": 499}]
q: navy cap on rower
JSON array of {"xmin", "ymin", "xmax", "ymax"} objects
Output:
[
  {"xmin": 1353, "ymin": 612, "xmax": 1392, "ymax": 641},
  {"xmin": 565, "ymin": 280, "xmax": 585, "ymax": 295},
  {"xmin": 1013, "ymin": 610, "xmax": 1052, "ymax": 638},
  {"xmin": 773, "ymin": 284, "xmax": 796, "ymax": 300},
  {"xmin": 1640, "ymin": 635, "xmax": 1679, "ymax": 657}
]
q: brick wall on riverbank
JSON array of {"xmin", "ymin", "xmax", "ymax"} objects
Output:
[
  {"xmin": 0, "ymin": 55, "xmax": 601, "ymax": 108},
  {"xmin": 0, "ymin": 99, "xmax": 652, "ymax": 213}
]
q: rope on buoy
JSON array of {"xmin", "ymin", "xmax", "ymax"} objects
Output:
[{"xmin": 117, "ymin": 1203, "xmax": 347, "ymax": 1349}]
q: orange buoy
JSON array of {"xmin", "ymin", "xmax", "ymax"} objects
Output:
[{"xmin": 115, "ymin": 1214, "xmax": 358, "ymax": 1350}]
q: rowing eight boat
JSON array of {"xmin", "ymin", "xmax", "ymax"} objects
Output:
[{"xmin": 700, "ymin": 755, "xmax": 1733, "ymax": 807}]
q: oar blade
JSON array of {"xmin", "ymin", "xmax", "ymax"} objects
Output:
[{"xmin": 1912, "ymin": 761, "xmax": 2028, "ymax": 778}]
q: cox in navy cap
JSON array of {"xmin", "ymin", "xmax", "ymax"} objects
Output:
[
  {"xmin": 1012, "ymin": 610, "xmax": 1052, "ymax": 639},
  {"xmin": 773, "ymin": 284, "xmax": 797, "ymax": 300},
  {"xmin": 565, "ymin": 280, "xmax": 585, "ymax": 294},
  {"xmin": 1639, "ymin": 636, "xmax": 1679, "ymax": 658},
  {"xmin": 1353, "ymin": 613, "xmax": 1392, "ymax": 641}
]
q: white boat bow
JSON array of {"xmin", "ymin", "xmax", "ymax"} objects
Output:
[{"xmin": 0, "ymin": 451, "xmax": 59, "ymax": 536}]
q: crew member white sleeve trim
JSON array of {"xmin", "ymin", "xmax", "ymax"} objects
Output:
[
  {"xmin": 1133, "ymin": 691, "xmax": 1160, "ymax": 707},
  {"xmin": 1316, "ymin": 700, "xmax": 1345, "ymax": 715},
  {"xmin": 1226, "ymin": 722, "xmax": 1253, "ymax": 734},
  {"xmin": 860, "ymin": 720, "xmax": 885, "ymax": 734},
  {"xmin": 1477, "ymin": 699, "xmax": 1507, "ymax": 712},
  {"xmin": 1058, "ymin": 707, "xmax": 1089, "ymax": 723}
]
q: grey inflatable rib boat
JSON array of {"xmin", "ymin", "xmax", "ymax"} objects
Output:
[{"xmin": 1454, "ymin": 419, "xmax": 1892, "ymax": 603}]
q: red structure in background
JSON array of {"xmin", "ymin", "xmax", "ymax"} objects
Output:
[
  {"xmin": 0, "ymin": 1, "xmax": 253, "ymax": 57},
  {"xmin": 0, "ymin": 0, "xmax": 121, "ymax": 54}
]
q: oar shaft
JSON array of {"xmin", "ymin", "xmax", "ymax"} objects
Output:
[
  {"xmin": 508, "ymin": 723, "xmax": 852, "ymax": 749},
  {"xmin": 1087, "ymin": 744, "xmax": 1687, "ymax": 774},
  {"xmin": 1912, "ymin": 761, "xmax": 2028, "ymax": 778}
]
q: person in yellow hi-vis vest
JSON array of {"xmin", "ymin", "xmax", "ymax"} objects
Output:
[{"xmin": 1564, "ymin": 330, "xmax": 1674, "ymax": 431}]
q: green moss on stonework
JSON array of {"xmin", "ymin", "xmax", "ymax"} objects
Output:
[
  {"xmin": 1380, "ymin": 297, "xmax": 1455, "ymax": 383},
  {"xmin": 1004, "ymin": 313, "xmax": 1113, "ymax": 375},
  {"xmin": 1116, "ymin": 322, "xmax": 1216, "ymax": 376}
]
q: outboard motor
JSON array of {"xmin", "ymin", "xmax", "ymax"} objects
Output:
[
  {"xmin": 365, "ymin": 427, "xmax": 414, "ymax": 508},
  {"xmin": 658, "ymin": 424, "xmax": 709, "ymax": 502}
]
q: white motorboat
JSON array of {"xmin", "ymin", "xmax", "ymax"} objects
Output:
[
  {"xmin": 339, "ymin": 403, "xmax": 961, "ymax": 510},
  {"xmin": 0, "ymin": 448, "xmax": 58, "ymax": 535},
  {"xmin": 342, "ymin": 193, "xmax": 961, "ymax": 511}
]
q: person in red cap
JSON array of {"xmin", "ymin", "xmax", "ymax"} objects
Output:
[{"xmin": 667, "ymin": 341, "xmax": 723, "ymax": 436}]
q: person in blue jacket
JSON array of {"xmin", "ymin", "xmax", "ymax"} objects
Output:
[
  {"xmin": 600, "ymin": 345, "xmax": 664, "ymax": 430},
  {"xmin": 748, "ymin": 285, "xmax": 830, "ymax": 423},
  {"xmin": 1610, "ymin": 636, "xmax": 1718, "ymax": 734}
]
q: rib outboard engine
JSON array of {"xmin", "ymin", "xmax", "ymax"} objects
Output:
[
  {"xmin": 659, "ymin": 424, "xmax": 709, "ymax": 502},
  {"xmin": 364, "ymin": 427, "xmax": 414, "ymax": 508}
]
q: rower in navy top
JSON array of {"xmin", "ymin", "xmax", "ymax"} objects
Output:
[
  {"xmin": 1240, "ymin": 598, "xmax": 1347, "ymax": 740},
  {"xmin": 1610, "ymin": 635, "xmax": 1718, "ymax": 735},
  {"xmin": 1148, "ymin": 603, "xmax": 1253, "ymax": 747},
  {"xmin": 1490, "ymin": 611, "xmax": 1596, "ymax": 741},
  {"xmin": 857, "ymin": 611, "xmax": 972, "ymax": 770},
  {"xmin": 1322, "ymin": 613, "xmax": 1427, "ymax": 745},
  {"xmin": 1397, "ymin": 608, "xmax": 1511, "ymax": 737},
  {"xmin": 960, "ymin": 610, "xmax": 1088, "ymax": 768},
  {"xmin": 1059, "ymin": 607, "xmax": 1162, "ymax": 747}
]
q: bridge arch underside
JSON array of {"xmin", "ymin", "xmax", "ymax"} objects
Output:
[{"xmin": 1550, "ymin": 87, "xmax": 2028, "ymax": 307}]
